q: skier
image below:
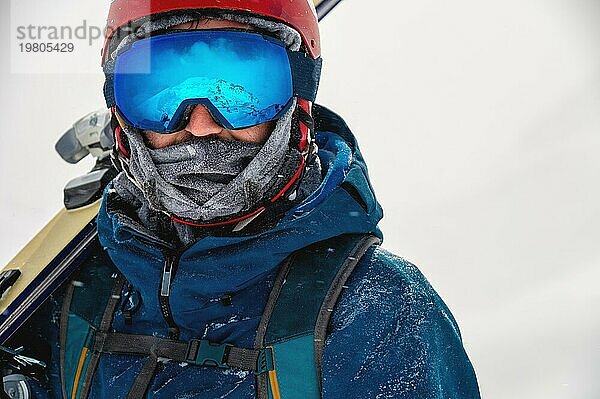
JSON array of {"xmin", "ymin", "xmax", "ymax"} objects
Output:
[{"xmin": 2, "ymin": 0, "xmax": 481, "ymax": 398}]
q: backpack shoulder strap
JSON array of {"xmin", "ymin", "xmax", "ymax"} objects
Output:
[
  {"xmin": 59, "ymin": 243, "xmax": 125, "ymax": 399},
  {"xmin": 255, "ymin": 233, "xmax": 381, "ymax": 399}
]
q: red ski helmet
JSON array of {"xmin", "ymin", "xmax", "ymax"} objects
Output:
[{"xmin": 102, "ymin": 0, "xmax": 321, "ymax": 64}]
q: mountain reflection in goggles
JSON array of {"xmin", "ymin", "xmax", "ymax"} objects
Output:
[{"xmin": 113, "ymin": 30, "xmax": 294, "ymax": 133}]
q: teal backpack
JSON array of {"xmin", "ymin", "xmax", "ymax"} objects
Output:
[{"xmin": 60, "ymin": 233, "xmax": 380, "ymax": 399}]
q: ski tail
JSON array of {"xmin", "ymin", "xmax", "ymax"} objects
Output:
[{"xmin": 315, "ymin": 0, "xmax": 344, "ymax": 21}]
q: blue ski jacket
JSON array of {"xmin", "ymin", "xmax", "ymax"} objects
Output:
[{"xmin": 49, "ymin": 109, "xmax": 480, "ymax": 398}]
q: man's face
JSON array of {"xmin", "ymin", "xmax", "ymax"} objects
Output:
[{"xmin": 143, "ymin": 19, "xmax": 275, "ymax": 149}]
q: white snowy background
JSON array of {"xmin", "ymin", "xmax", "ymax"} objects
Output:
[{"xmin": 1, "ymin": 1, "xmax": 599, "ymax": 398}]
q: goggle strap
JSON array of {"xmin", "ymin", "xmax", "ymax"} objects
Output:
[
  {"xmin": 289, "ymin": 52, "xmax": 323, "ymax": 103},
  {"xmin": 104, "ymin": 55, "xmax": 322, "ymax": 108},
  {"xmin": 104, "ymin": 68, "xmax": 116, "ymax": 109}
]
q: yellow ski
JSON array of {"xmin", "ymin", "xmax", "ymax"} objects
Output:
[{"xmin": 0, "ymin": 202, "xmax": 100, "ymax": 343}]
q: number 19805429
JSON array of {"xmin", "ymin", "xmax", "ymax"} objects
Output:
[{"xmin": 19, "ymin": 43, "xmax": 74, "ymax": 53}]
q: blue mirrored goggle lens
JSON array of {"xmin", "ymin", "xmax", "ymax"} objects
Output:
[{"xmin": 113, "ymin": 30, "xmax": 293, "ymax": 133}]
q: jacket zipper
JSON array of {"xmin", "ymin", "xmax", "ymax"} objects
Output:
[
  {"xmin": 159, "ymin": 252, "xmax": 181, "ymax": 340},
  {"xmin": 120, "ymin": 225, "xmax": 186, "ymax": 340}
]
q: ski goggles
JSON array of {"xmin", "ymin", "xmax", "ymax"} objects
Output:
[{"xmin": 103, "ymin": 30, "xmax": 322, "ymax": 133}]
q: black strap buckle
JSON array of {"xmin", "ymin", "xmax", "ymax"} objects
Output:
[
  {"xmin": 255, "ymin": 347, "xmax": 275, "ymax": 375},
  {"xmin": 185, "ymin": 340, "xmax": 232, "ymax": 369},
  {"xmin": 295, "ymin": 106, "xmax": 318, "ymax": 164}
]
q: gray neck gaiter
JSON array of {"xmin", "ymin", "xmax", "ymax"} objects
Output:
[{"xmin": 114, "ymin": 103, "xmax": 301, "ymax": 223}]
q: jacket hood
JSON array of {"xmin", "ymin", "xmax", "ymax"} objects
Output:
[{"xmin": 96, "ymin": 105, "xmax": 384, "ymax": 343}]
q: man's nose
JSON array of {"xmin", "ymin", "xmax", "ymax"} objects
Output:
[{"xmin": 184, "ymin": 105, "xmax": 223, "ymax": 137}]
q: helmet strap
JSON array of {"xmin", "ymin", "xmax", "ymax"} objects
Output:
[
  {"xmin": 109, "ymin": 108, "xmax": 137, "ymax": 187},
  {"xmin": 294, "ymin": 100, "xmax": 318, "ymax": 165}
]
